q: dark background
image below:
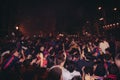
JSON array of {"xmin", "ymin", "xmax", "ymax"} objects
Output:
[{"xmin": 0, "ymin": 0, "xmax": 120, "ymax": 36}]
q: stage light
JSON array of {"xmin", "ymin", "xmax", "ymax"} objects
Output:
[
  {"xmin": 98, "ymin": 7, "xmax": 102, "ymax": 10},
  {"xmin": 59, "ymin": 33, "xmax": 64, "ymax": 37},
  {"xmin": 16, "ymin": 26, "xmax": 19, "ymax": 30},
  {"xmin": 110, "ymin": 24, "xmax": 112, "ymax": 27},
  {"xmin": 116, "ymin": 23, "xmax": 119, "ymax": 25},
  {"xmin": 113, "ymin": 24, "xmax": 115, "ymax": 26},
  {"xmin": 113, "ymin": 8, "xmax": 117, "ymax": 11},
  {"xmin": 99, "ymin": 17, "xmax": 104, "ymax": 21}
]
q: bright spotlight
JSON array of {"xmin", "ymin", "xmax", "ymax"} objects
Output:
[
  {"xmin": 99, "ymin": 18, "xmax": 104, "ymax": 21},
  {"xmin": 59, "ymin": 33, "xmax": 64, "ymax": 37},
  {"xmin": 98, "ymin": 7, "xmax": 102, "ymax": 10},
  {"xmin": 110, "ymin": 24, "xmax": 112, "ymax": 27},
  {"xmin": 16, "ymin": 26, "xmax": 19, "ymax": 30},
  {"xmin": 116, "ymin": 23, "xmax": 119, "ymax": 25},
  {"xmin": 113, "ymin": 24, "xmax": 115, "ymax": 26},
  {"xmin": 113, "ymin": 8, "xmax": 117, "ymax": 11}
]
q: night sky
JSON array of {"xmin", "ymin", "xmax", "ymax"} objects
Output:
[{"xmin": 0, "ymin": 0, "xmax": 120, "ymax": 35}]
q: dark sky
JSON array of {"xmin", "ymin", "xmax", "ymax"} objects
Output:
[{"xmin": 0, "ymin": 0, "xmax": 120, "ymax": 35}]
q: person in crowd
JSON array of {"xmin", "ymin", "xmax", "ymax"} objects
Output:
[
  {"xmin": 115, "ymin": 40, "xmax": 120, "ymax": 53},
  {"xmin": 52, "ymin": 50, "xmax": 71, "ymax": 80},
  {"xmin": 1, "ymin": 48, "xmax": 25, "ymax": 80},
  {"xmin": 47, "ymin": 48, "xmax": 55, "ymax": 68},
  {"xmin": 114, "ymin": 53, "xmax": 120, "ymax": 80},
  {"xmin": 104, "ymin": 64, "xmax": 119, "ymax": 80},
  {"xmin": 109, "ymin": 38, "xmax": 116, "ymax": 59},
  {"xmin": 115, "ymin": 53, "xmax": 120, "ymax": 69},
  {"xmin": 66, "ymin": 61, "xmax": 81, "ymax": 79},
  {"xmin": 2, "ymin": 49, "xmax": 25, "ymax": 70},
  {"xmin": 30, "ymin": 46, "xmax": 44, "ymax": 67},
  {"xmin": 93, "ymin": 63, "xmax": 106, "ymax": 80},
  {"xmin": 47, "ymin": 66, "xmax": 63, "ymax": 80},
  {"xmin": 82, "ymin": 66, "xmax": 94, "ymax": 80},
  {"xmin": 99, "ymin": 38, "xmax": 110, "ymax": 54}
]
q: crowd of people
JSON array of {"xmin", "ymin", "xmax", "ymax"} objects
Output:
[{"xmin": 0, "ymin": 32, "xmax": 120, "ymax": 80}]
